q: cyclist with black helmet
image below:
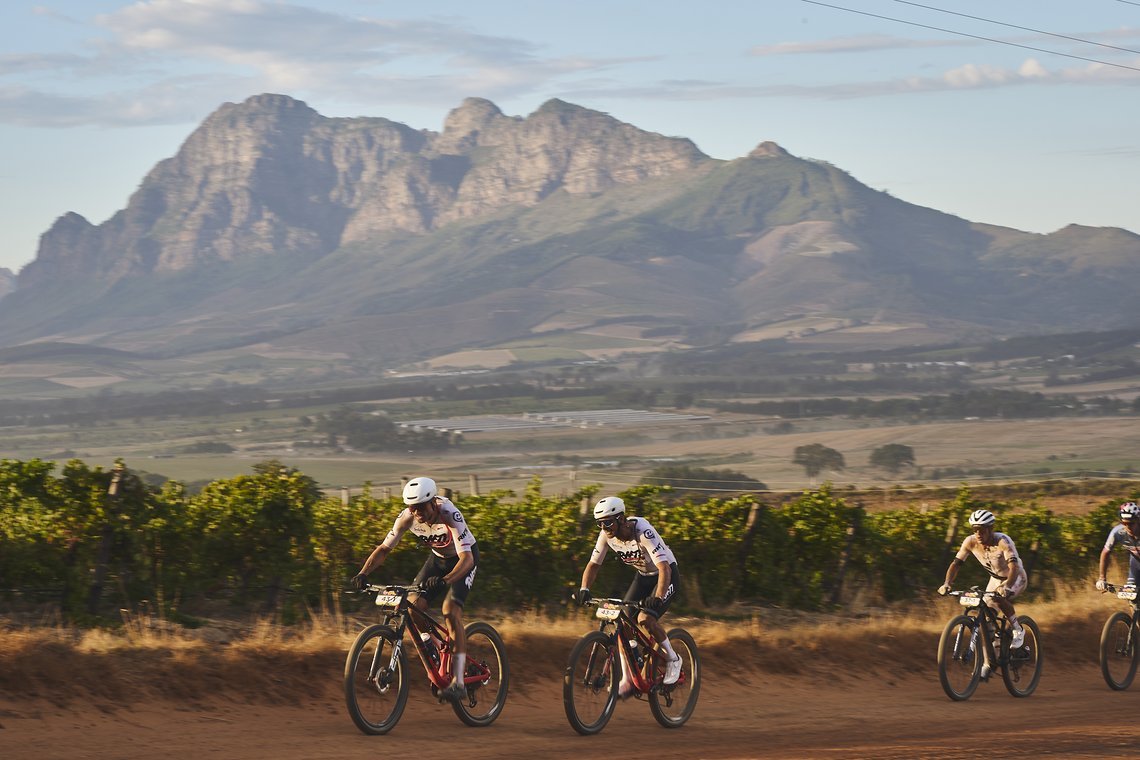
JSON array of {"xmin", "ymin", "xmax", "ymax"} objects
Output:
[
  {"xmin": 352, "ymin": 476, "xmax": 478, "ymax": 701},
  {"xmin": 572, "ymin": 496, "xmax": 682, "ymax": 696},
  {"xmin": 937, "ymin": 509, "xmax": 1028, "ymax": 649},
  {"xmin": 1096, "ymin": 501, "xmax": 1140, "ymax": 591}
]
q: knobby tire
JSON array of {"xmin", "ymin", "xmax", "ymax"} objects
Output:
[
  {"xmin": 649, "ymin": 628, "xmax": 700, "ymax": 728},
  {"xmin": 563, "ymin": 630, "xmax": 618, "ymax": 735},
  {"xmin": 344, "ymin": 624, "xmax": 409, "ymax": 735},
  {"xmin": 450, "ymin": 621, "xmax": 510, "ymax": 727},
  {"xmin": 1100, "ymin": 611, "xmax": 1139, "ymax": 691}
]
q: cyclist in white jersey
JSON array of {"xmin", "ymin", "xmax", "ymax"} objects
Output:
[
  {"xmin": 937, "ymin": 509, "xmax": 1028, "ymax": 650},
  {"xmin": 352, "ymin": 476, "xmax": 478, "ymax": 701},
  {"xmin": 1096, "ymin": 501, "xmax": 1140, "ymax": 591},
  {"xmin": 572, "ymin": 496, "xmax": 682, "ymax": 695}
]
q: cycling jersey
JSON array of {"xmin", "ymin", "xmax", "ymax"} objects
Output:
[
  {"xmin": 1103, "ymin": 524, "xmax": 1140, "ymax": 583},
  {"xmin": 588, "ymin": 516, "xmax": 676, "ymax": 576},
  {"xmin": 380, "ymin": 497, "xmax": 476, "ymax": 558},
  {"xmin": 956, "ymin": 531, "xmax": 1026, "ymax": 584}
]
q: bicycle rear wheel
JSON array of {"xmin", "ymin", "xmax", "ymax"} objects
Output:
[
  {"xmin": 451, "ymin": 621, "xmax": 509, "ymax": 727},
  {"xmin": 1002, "ymin": 615, "xmax": 1043, "ymax": 698},
  {"xmin": 937, "ymin": 614, "xmax": 981, "ymax": 701},
  {"xmin": 649, "ymin": 628, "xmax": 700, "ymax": 728},
  {"xmin": 1100, "ymin": 611, "xmax": 1138, "ymax": 690},
  {"xmin": 563, "ymin": 630, "xmax": 618, "ymax": 735},
  {"xmin": 344, "ymin": 624, "xmax": 409, "ymax": 735}
]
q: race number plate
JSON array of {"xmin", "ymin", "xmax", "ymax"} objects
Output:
[
  {"xmin": 374, "ymin": 593, "xmax": 401, "ymax": 607},
  {"xmin": 959, "ymin": 594, "xmax": 982, "ymax": 607},
  {"xmin": 1119, "ymin": 588, "xmax": 1138, "ymax": 601},
  {"xmin": 596, "ymin": 603, "xmax": 621, "ymax": 620}
]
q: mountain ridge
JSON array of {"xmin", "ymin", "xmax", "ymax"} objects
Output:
[{"xmin": 3, "ymin": 93, "xmax": 1140, "ymax": 369}]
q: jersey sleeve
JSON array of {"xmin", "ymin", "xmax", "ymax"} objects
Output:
[
  {"xmin": 588, "ymin": 531, "xmax": 609, "ymax": 565},
  {"xmin": 999, "ymin": 535, "xmax": 1020, "ymax": 565},
  {"xmin": 954, "ymin": 535, "xmax": 973, "ymax": 562},
  {"xmin": 636, "ymin": 519, "xmax": 673, "ymax": 567},
  {"xmin": 1105, "ymin": 526, "xmax": 1120, "ymax": 552},
  {"xmin": 379, "ymin": 509, "xmax": 413, "ymax": 550},
  {"xmin": 442, "ymin": 501, "xmax": 476, "ymax": 554}
]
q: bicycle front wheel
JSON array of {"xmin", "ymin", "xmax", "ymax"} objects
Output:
[
  {"xmin": 344, "ymin": 624, "xmax": 409, "ymax": 735},
  {"xmin": 649, "ymin": 628, "xmax": 700, "ymax": 728},
  {"xmin": 1100, "ymin": 611, "xmax": 1138, "ymax": 690},
  {"xmin": 563, "ymin": 630, "xmax": 618, "ymax": 735},
  {"xmin": 937, "ymin": 614, "xmax": 981, "ymax": 701},
  {"xmin": 1002, "ymin": 615, "xmax": 1043, "ymax": 698},
  {"xmin": 451, "ymin": 621, "xmax": 510, "ymax": 727}
]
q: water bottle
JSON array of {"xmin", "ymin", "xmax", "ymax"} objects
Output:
[
  {"xmin": 629, "ymin": 639, "xmax": 643, "ymax": 670},
  {"xmin": 421, "ymin": 632, "xmax": 440, "ymax": 667}
]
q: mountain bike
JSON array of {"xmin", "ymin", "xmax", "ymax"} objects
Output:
[
  {"xmin": 344, "ymin": 583, "xmax": 509, "ymax": 734},
  {"xmin": 563, "ymin": 597, "xmax": 700, "ymax": 735},
  {"xmin": 1099, "ymin": 581, "xmax": 1140, "ymax": 690},
  {"xmin": 937, "ymin": 587, "xmax": 1043, "ymax": 701}
]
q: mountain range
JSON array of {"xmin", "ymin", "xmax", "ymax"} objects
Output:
[{"xmin": 3, "ymin": 93, "xmax": 1139, "ymax": 372}]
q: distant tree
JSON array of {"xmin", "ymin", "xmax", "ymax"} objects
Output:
[
  {"xmin": 869, "ymin": 444, "xmax": 916, "ymax": 475},
  {"xmin": 793, "ymin": 443, "xmax": 845, "ymax": 480}
]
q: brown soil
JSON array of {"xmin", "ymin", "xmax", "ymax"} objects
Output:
[{"xmin": 3, "ymin": 608, "xmax": 1139, "ymax": 759}]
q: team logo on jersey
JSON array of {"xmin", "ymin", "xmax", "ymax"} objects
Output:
[
  {"xmin": 452, "ymin": 512, "xmax": 465, "ymax": 523},
  {"xmin": 643, "ymin": 529, "xmax": 655, "ymax": 540},
  {"xmin": 416, "ymin": 531, "xmax": 453, "ymax": 548},
  {"xmin": 617, "ymin": 548, "xmax": 642, "ymax": 564}
]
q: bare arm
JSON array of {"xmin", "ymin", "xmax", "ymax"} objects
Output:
[
  {"xmin": 580, "ymin": 562, "xmax": 601, "ymax": 591},
  {"xmin": 653, "ymin": 560, "xmax": 672, "ymax": 599},
  {"xmin": 357, "ymin": 544, "xmax": 392, "ymax": 577},
  {"xmin": 1099, "ymin": 546, "xmax": 1112, "ymax": 580},
  {"xmin": 943, "ymin": 557, "xmax": 963, "ymax": 587}
]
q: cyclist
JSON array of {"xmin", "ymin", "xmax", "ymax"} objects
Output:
[
  {"xmin": 1096, "ymin": 501, "xmax": 1140, "ymax": 591},
  {"xmin": 937, "ymin": 508, "xmax": 1028, "ymax": 649},
  {"xmin": 573, "ymin": 496, "xmax": 682, "ymax": 696},
  {"xmin": 352, "ymin": 476, "xmax": 478, "ymax": 701}
]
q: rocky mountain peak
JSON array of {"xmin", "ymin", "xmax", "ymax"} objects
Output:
[{"xmin": 748, "ymin": 141, "xmax": 790, "ymax": 159}]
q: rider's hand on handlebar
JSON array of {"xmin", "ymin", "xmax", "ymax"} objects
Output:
[
  {"xmin": 1096, "ymin": 577, "xmax": 1107, "ymax": 592},
  {"xmin": 573, "ymin": 588, "xmax": 592, "ymax": 606},
  {"xmin": 645, "ymin": 596, "xmax": 664, "ymax": 613},
  {"xmin": 351, "ymin": 573, "xmax": 368, "ymax": 591},
  {"xmin": 937, "ymin": 584, "xmax": 951, "ymax": 596},
  {"xmin": 422, "ymin": 576, "xmax": 445, "ymax": 593}
]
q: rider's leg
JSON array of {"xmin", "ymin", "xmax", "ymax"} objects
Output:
[{"xmin": 442, "ymin": 595, "xmax": 466, "ymax": 685}]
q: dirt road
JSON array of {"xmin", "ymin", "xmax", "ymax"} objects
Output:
[{"xmin": 5, "ymin": 656, "xmax": 1139, "ymax": 760}]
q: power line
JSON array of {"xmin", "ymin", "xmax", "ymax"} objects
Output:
[
  {"xmin": 1118, "ymin": 1, "xmax": 1140, "ymax": 8},
  {"xmin": 801, "ymin": 0, "xmax": 1140, "ymax": 74},
  {"xmin": 892, "ymin": 0, "xmax": 1140, "ymax": 56}
]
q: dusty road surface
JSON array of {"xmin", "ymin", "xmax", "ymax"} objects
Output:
[{"xmin": 5, "ymin": 656, "xmax": 1140, "ymax": 760}]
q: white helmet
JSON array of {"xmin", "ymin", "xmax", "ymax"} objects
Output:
[
  {"xmin": 968, "ymin": 509, "xmax": 995, "ymax": 527},
  {"xmin": 1121, "ymin": 502, "xmax": 1140, "ymax": 521},
  {"xmin": 402, "ymin": 477, "xmax": 438, "ymax": 506},
  {"xmin": 593, "ymin": 496, "xmax": 626, "ymax": 520}
]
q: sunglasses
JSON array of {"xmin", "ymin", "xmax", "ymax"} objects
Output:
[{"xmin": 596, "ymin": 517, "xmax": 620, "ymax": 530}]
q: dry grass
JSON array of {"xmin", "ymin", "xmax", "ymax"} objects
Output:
[{"xmin": 2, "ymin": 587, "xmax": 1125, "ymax": 708}]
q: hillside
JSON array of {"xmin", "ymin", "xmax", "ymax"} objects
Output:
[{"xmin": 2, "ymin": 94, "xmax": 1140, "ymax": 371}]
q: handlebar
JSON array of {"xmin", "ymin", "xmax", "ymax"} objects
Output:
[
  {"xmin": 1103, "ymin": 582, "xmax": 1138, "ymax": 596},
  {"xmin": 946, "ymin": 588, "xmax": 997, "ymax": 599},
  {"xmin": 581, "ymin": 596, "xmax": 654, "ymax": 613}
]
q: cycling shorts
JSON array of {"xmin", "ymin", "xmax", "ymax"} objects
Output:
[
  {"xmin": 622, "ymin": 562, "xmax": 680, "ymax": 619},
  {"xmin": 413, "ymin": 544, "xmax": 479, "ymax": 608}
]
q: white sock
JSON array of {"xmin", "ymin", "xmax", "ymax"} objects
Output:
[
  {"xmin": 662, "ymin": 637, "xmax": 678, "ymax": 660},
  {"xmin": 454, "ymin": 652, "xmax": 466, "ymax": 684}
]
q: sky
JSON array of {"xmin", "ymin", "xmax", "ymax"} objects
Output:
[{"xmin": 1, "ymin": 0, "xmax": 1138, "ymax": 274}]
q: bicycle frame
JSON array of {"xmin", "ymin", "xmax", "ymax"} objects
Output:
[
  {"xmin": 590, "ymin": 598, "xmax": 686, "ymax": 695},
  {"xmin": 367, "ymin": 583, "xmax": 488, "ymax": 692},
  {"xmin": 948, "ymin": 589, "xmax": 1012, "ymax": 678}
]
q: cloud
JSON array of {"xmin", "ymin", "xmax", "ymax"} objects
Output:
[{"xmin": 1, "ymin": 0, "xmax": 636, "ymax": 128}]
